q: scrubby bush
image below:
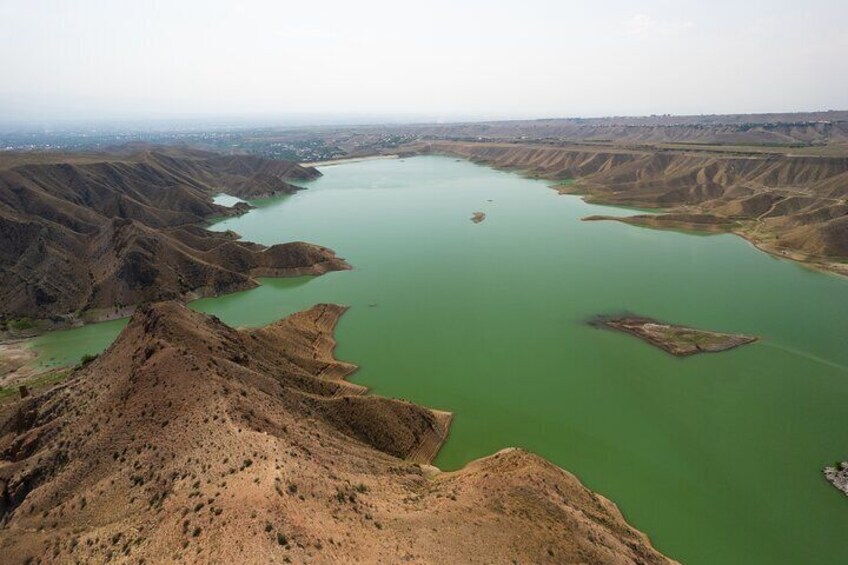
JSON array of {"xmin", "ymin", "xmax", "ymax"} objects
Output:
[{"xmin": 79, "ymin": 353, "xmax": 98, "ymax": 366}]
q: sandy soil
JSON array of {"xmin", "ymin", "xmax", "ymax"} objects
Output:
[
  {"xmin": 0, "ymin": 341, "xmax": 37, "ymax": 385},
  {"xmin": 303, "ymin": 154, "xmax": 399, "ymax": 167}
]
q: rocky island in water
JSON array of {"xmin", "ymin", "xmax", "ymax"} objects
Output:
[
  {"xmin": 824, "ymin": 462, "xmax": 848, "ymax": 497},
  {"xmin": 591, "ymin": 315, "xmax": 758, "ymax": 357}
]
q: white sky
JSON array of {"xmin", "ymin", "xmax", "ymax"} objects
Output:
[{"xmin": 1, "ymin": 0, "xmax": 847, "ymax": 125}]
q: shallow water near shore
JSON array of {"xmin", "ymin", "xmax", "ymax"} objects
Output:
[{"xmin": 31, "ymin": 156, "xmax": 848, "ymax": 564}]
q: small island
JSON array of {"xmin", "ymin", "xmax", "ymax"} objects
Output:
[
  {"xmin": 590, "ymin": 315, "xmax": 757, "ymax": 357},
  {"xmin": 471, "ymin": 211, "xmax": 486, "ymax": 223},
  {"xmin": 824, "ymin": 462, "xmax": 848, "ymax": 497}
]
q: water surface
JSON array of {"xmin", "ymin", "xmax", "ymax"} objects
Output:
[{"xmin": 33, "ymin": 156, "xmax": 848, "ymax": 564}]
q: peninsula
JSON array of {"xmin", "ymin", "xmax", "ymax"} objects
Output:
[{"xmin": 0, "ymin": 303, "xmax": 674, "ymax": 564}]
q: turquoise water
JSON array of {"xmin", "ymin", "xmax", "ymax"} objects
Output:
[{"xmin": 32, "ymin": 156, "xmax": 848, "ymax": 564}]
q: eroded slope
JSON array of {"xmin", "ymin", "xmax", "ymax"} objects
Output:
[{"xmin": 0, "ymin": 148, "xmax": 348, "ymax": 329}]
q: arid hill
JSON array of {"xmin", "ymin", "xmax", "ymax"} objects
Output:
[
  {"xmin": 285, "ymin": 111, "xmax": 848, "ymax": 159},
  {"xmin": 0, "ymin": 148, "xmax": 348, "ymax": 331},
  {"xmin": 421, "ymin": 141, "xmax": 848, "ymax": 275},
  {"xmin": 406, "ymin": 114, "xmax": 848, "ymax": 147},
  {"xmin": 0, "ymin": 302, "xmax": 674, "ymax": 564}
]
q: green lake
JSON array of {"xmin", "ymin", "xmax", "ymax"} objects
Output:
[{"xmin": 30, "ymin": 156, "xmax": 848, "ymax": 564}]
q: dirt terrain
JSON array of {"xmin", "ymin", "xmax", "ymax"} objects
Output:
[
  {"xmin": 419, "ymin": 140, "xmax": 848, "ymax": 276},
  {"xmin": 0, "ymin": 302, "xmax": 674, "ymax": 564},
  {"xmin": 0, "ymin": 342, "xmax": 35, "ymax": 379},
  {"xmin": 0, "ymin": 147, "xmax": 348, "ymax": 333},
  {"xmin": 591, "ymin": 315, "xmax": 757, "ymax": 357}
]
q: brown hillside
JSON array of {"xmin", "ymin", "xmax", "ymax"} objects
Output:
[
  {"xmin": 0, "ymin": 149, "xmax": 345, "ymax": 328},
  {"xmin": 0, "ymin": 302, "xmax": 674, "ymax": 564}
]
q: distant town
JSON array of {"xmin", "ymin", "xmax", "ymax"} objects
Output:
[{"xmin": 0, "ymin": 125, "xmax": 418, "ymax": 163}]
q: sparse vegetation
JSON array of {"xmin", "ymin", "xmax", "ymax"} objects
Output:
[
  {"xmin": 0, "ymin": 369, "xmax": 71, "ymax": 401},
  {"xmin": 79, "ymin": 353, "xmax": 98, "ymax": 366},
  {"xmin": 8, "ymin": 317, "xmax": 36, "ymax": 331}
]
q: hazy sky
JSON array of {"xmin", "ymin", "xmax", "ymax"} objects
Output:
[{"xmin": 1, "ymin": 0, "xmax": 847, "ymax": 125}]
